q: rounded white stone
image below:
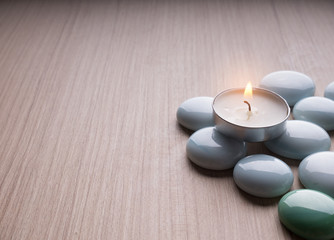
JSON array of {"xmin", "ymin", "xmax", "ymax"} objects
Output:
[
  {"xmin": 177, "ymin": 97, "xmax": 214, "ymax": 131},
  {"xmin": 299, "ymin": 151, "xmax": 334, "ymax": 198},
  {"xmin": 260, "ymin": 71, "xmax": 315, "ymax": 106},
  {"xmin": 233, "ymin": 154, "xmax": 294, "ymax": 198},
  {"xmin": 324, "ymin": 82, "xmax": 334, "ymax": 101},
  {"xmin": 293, "ymin": 96, "xmax": 334, "ymax": 130},
  {"xmin": 265, "ymin": 120, "xmax": 331, "ymax": 160},
  {"xmin": 186, "ymin": 127, "xmax": 246, "ymax": 170}
]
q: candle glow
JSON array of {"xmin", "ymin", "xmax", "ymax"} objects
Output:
[
  {"xmin": 244, "ymin": 82, "xmax": 253, "ymax": 115},
  {"xmin": 244, "ymin": 82, "xmax": 253, "ymax": 99}
]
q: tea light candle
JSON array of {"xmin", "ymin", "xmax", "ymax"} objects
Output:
[{"xmin": 213, "ymin": 83, "xmax": 290, "ymax": 142}]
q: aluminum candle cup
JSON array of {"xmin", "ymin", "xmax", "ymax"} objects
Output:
[{"xmin": 213, "ymin": 87, "xmax": 290, "ymax": 142}]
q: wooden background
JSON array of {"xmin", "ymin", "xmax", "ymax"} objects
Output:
[{"xmin": 0, "ymin": 0, "xmax": 333, "ymax": 239}]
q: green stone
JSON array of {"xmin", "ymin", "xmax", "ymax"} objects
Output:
[{"xmin": 278, "ymin": 189, "xmax": 334, "ymax": 240}]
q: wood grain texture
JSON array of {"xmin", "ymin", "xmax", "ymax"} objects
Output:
[{"xmin": 0, "ymin": 0, "xmax": 333, "ymax": 239}]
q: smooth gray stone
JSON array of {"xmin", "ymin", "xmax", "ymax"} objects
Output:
[
  {"xmin": 265, "ymin": 120, "xmax": 331, "ymax": 160},
  {"xmin": 233, "ymin": 154, "xmax": 293, "ymax": 198},
  {"xmin": 293, "ymin": 96, "xmax": 334, "ymax": 130},
  {"xmin": 260, "ymin": 71, "xmax": 315, "ymax": 106},
  {"xmin": 186, "ymin": 127, "xmax": 246, "ymax": 170},
  {"xmin": 324, "ymin": 82, "xmax": 334, "ymax": 101},
  {"xmin": 299, "ymin": 151, "xmax": 334, "ymax": 198},
  {"xmin": 177, "ymin": 97, "xmax": 214, "ymax": 131}
]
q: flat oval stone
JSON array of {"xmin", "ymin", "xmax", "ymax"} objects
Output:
[
  {"xmin": 233, "ymin": 154, "xmax": 293, "ymax": 198},
  {"xmin": 265, "ymin": 120, "xmax": 331, "ymax": 160},
  {"xmin": 177, "ymin": 97, "xmax": 214, "ymax": 131},
  {"xmin": 186, "ymin": 127, "xmax": 246, "ymax": 170},
  {"xmin": 325, "ymin": 82, "xmax": 334, "ymax": 101},
  {"xmin": 293, "ymin": 97, "xmax": 334, "ymax": 130},
  {"xmin": 278, "ymin": 189, "xmax": 334, "ymax": 240},
  {"xmin": 260, "ymin": 71, "xmax": 315, "ymax": 106},
  {"xmin": 299, "ymin": 151, "xmax": 334, "ymax": 198}
]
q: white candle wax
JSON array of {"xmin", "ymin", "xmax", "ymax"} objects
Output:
[{"xmin": 214, "ymin": 89, "xmax": 288, "ymax": 128}]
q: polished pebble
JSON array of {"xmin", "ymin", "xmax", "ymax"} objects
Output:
[
  {"xmin": 299, "ymin": 151, "xmax": 334, "ymax": 198},
  {"xmin": 233, "ymin": 154, "xmax": 293, "ymax": 198},
  {"xmin": 278, "ymin": 189, "xmax": 334, "ymax": 240},
  {"xmin": 177, "ymin": 97, "xmax": 214, "ymax": 131},
  {"xmin": 265, "ymin": 120, "xmax": 331, "ymax": 160},
  {"xmin": 325, "ymin": 82, "xmax": 334, "ymax": 101},
  {"xmin": 186, "ymin": 127, "xmax": 246, "ymax": 170},
  {"xmin": 260, "ymin": 71, "xmax": 315, "ymax": 106},
  {"xmin": 293, "ymin": 97, "xmax": 334, "ymax": 130}
]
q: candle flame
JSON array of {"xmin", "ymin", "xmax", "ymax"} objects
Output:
[{"xmin": 244, "ymin": 82, "xmax": 253, "ymax": 98}]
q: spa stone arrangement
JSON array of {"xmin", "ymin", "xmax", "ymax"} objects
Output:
[{"xmin": 176, "ymin": 71, "xmax": 334, "ymax": 240}]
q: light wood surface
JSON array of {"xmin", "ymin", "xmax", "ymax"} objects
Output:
[{"xmin": 0, "ymin": 0, "xmax": 333, "ymax": 239}]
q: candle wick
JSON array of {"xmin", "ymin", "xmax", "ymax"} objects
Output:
[{"xmin": 244, "ymin": 101, "xmax": 252, "ymax": 112}]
